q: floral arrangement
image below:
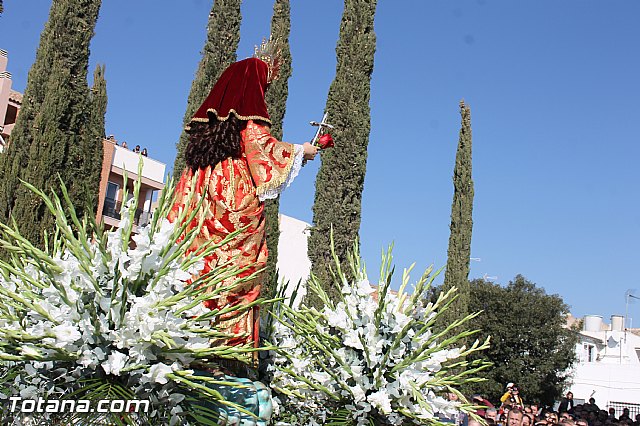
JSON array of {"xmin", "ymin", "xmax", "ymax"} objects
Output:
[
  {"xmin": 0, "ymin": 169, "xmax": 269, "ymax": 425},
  {"xmin": 267, "ymin": 243, "xmax": 491, "ymax": 425}
]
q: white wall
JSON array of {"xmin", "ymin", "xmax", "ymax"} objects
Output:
[
  {"xmin": 276, "ymin": 214, "xmax": 311, "ymax": 307},
  {"xmin": 569, "ymin": 327, "xmax": 640, "ymax": 405},
  {"xmin": 112, "ymin": 146, "xmax": 165, "ymax": 183},
  {"xmin": 570, "ymin": 362, "xmax": 640, "ymax": 405}
]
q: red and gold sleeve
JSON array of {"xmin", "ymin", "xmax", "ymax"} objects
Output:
[{"xmin": 242, "ymin": 120, "xmax": 295, "ymax": 197}]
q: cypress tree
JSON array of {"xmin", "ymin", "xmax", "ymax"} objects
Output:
[
  {"xmin": 73, "ymin": 63, "xmax": 107, "ymax": 212},
  {"xmin": 0, "ymin": 0, "xmax": 102, "ymax": 248},
  {"xmin": 441, "ymin": 100, "xmax": 474, "ymax": 326},
  {"xmin": 0, "ymin": 0, "xmax": 65, "ymax": 223},
  {"xmin": 307, "ymin": 0, "xmax": 377, "ymax": 305},
  {"xmin": 172, "ymin": 0, "xmax": 242, "ymax": 176},
  {"xmin": 262, "ymin": 0, "xmax": 293, "ymax": 301}
]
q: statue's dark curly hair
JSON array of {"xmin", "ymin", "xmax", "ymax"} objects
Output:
[{"xmin": 184, "ymin": 115, "xmax": 247, "ymax": 172}]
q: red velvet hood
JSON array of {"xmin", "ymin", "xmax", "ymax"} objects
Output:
[{"xmin": 188, "ymin": 58, "xmax": 271, "ymax": 128}]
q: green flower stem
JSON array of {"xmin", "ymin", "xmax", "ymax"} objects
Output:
[
  {"xmin": 57, "ymin": 176, "xmax": 94, "ymax": 258},
  {"xmin": 278, "ymin": 366, "xmax": 342, "ymax": 401},
  {"xmin": 176, "ymin": 371, "xmax": 250, "ymax": 389},
  {"xmin": 1, "ymin": 329, "xmax": 45, "ymax": 341},
  {"xmin": 0, "ymin": 353, "xmax": 29, "ymax": 361},
  {"xmin": 0, "ymin": 286, "xmax": 57, "ymax": 323},
  {"xmin": 277, "ymin": 316, "xmax": 355, "ymax": 383},
  {"xmin": 21, "ymin": 181, "xmax": 101, "ymax": 293},
  {"xmin": 148, "ymin": 181, "xmax": 172, "ymax": 238},
  {"xmin": 168, "ymin": 373, "xmax": 258, "ymax": 419},
  {"xmin": 415, "ymin": 287, "xmax": 461, "ymax": 336},
  {"xmin": 0, "ymin": 260, "xmax": 48, "ymax": 292}
]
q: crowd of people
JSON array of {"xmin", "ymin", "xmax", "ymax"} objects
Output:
[
  {"xmin": 455, "ymin": 384, "xmax": 639, "ymax": 426},
  {"xmin": 107, "ymin": 135, "xmax": 148, "ymax": 156}
]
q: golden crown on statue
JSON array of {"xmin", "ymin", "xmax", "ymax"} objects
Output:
[{"xmin": 254, "ymin": 36, "xmax": 282, "ymax": 84}]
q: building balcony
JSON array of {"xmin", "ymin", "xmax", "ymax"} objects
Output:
[
  {"xmin": 96, "ymin": 137, "xmax": 166, "ymax": 235},
  {"xmin": 111, "ymin": 145, "xmax": 165, "ymax": 189},
  {"xmin": 101, "ymin": 197, "xmax": 152, "ymax": 228}
]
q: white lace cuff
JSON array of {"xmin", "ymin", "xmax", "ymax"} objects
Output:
[{"xmin": 258, "ymin": 144, "xmax": 304, "ymax": 202}]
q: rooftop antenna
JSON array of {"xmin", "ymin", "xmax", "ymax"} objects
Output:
[{"xmin": 625, "ymin": 289, "xmax": 639, "ymax": 329}]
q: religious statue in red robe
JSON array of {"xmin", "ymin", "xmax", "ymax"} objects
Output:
[{"xmin": 168, "ymin": 56, "xmax": 318, "ymax": 354}]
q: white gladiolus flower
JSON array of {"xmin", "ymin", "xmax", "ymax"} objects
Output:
[
  {"xmin": 26, "ymin": 322, "xmax": 48, "ymax": 337},
  {"xmin": 270, "ymin": 246, "xmax": 489, "ymax": 425},
  {"xmin": 391, "ymin": 311, "xmax": 411, "ymax": 333},
  {"xmin": 0, "ymin": 173, "xmax": 490, "ymax": 425},
  {"xmin": 310, "ymin": 371, "xmax": 331, "ymax": 386},
  {"xmin": 183, "ymin": 341, "xmax": 210, "ymax": 350},
  {"xmin": 0, "ymin": 177, "xmax": 253, "ymax": 424},
  {"xmin": 153, "ymin": 219, "xmax": 175, "ymax": 248},
  {"xmin": 19, "ymin": 385, "xmax": 38, "ymax": 399},
  {"xmin": 355, "ymin": 279, "xmax": 374, "ymax": 296},
  {"xmin": 78, "ymin": 349, "xmax": 98, "ymax": 368},
  {"xmin": 292, "ymin": 357, "xmax": 309, "ymax": 371},
  {"xmin": 326, "ymin": 307, "xmax": 349, "ymax": 330},
  {"xmin": 20, "ymin": 346, "xmax": 41, "ymax": 358},
  {"xmin": 367, "ymin": 390, "xmax": 392, "ymax": 414},
  {"xmin": 102, "ymin": 351, "xmax": 128, "ymax": 376},
  {"xmin": 350, "ymin": 385, "xmax": 366, "ymax": 403},
  {"xmin": 343, "ymin": 328, "xmax": 364, "ymax": 350},
  {"xmin": 143, "ymin": 363, "xmax": 174, "ymax": 384},
  {"xmin": 52, "ymin": 323, "xmax": 82, "ymax": 348}
]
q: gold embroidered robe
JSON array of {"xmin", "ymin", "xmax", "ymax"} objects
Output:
[{"xmin": 169, "ymin": 120, "xmax": 296, "ymax": 347}]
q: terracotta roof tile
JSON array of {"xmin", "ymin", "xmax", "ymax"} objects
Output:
[{"xmin": 9, "ymin": 90, "xmax": 22, "ymax": 104}]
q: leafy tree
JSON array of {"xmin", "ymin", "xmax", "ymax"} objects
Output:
[
  {"xmin": 441, "ymin": 101, "xmax": 474, "ymax": 332},
  {"xmin": 172, "ymin": 0, "xmax": 242, "ymax": 176},
  {"xmin": 466, "ymin": 275, "xmax": 578, "ymax": 405},
  {"xmin": 262, "ymin": 0, "xmax": 293, "ymax": 301},
  {"xmin": 307, "ymin": 0, "xmax": 377, "ymax": 306},
  {"xmin": 0, "ymin": 0, "xmax": 102, "ymax": 248}
]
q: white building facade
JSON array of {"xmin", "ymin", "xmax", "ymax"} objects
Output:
[
  {"xmin": 276, "ymin": 214, "xmax": 312, "ymax": 308},
  {"xmin": 96, "ymin": 137, "xmax": 166, "ymax": 234},
  {"xmin": 569, "ymin": 314, "xmax": 640, "ymax": 410}
]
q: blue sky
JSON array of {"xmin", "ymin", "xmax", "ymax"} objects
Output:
[{"xmin": 2, "ymin": 1, "xmax": 640, "ymax": 324}]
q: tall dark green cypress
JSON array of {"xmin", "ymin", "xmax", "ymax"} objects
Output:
[
  {"xmin": 172, "ymin": 0, "xmax": 242, "ymax": 176},
  {"xmin": 262, "ymin": 0, "xmax": 292, "ymax": 301},
  {"xmin": 307, "ymin": 0, "xmax": 377, "ymax": 305},
  {"xmin": 75, "ymin": 64, "xmax": 107, "ymax": 211},
  {"xmin": 0, "ymin": 0, "xmax": 102, "ymax": 247},
  {"xmin": 441, "ymin": 100, "xmax": 474, "ymax": 325},
  {"xmin": 0, "ymin": 0, "xmax": 65, "ymax": 224}
]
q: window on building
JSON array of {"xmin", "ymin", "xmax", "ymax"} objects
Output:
[
  {"xmin": 4, "ymin": 104, "xmax": 18, "ymax": 126},
  {"xmin": 584, "ymin": 343, "xmax": 596, "ymax": 362},
  {"xmin": 106, "ymin": 182, "xmax": 119, "ymax": 201},
  {"xmin": 102, "ymin": 182, "xmax": 120, "ymax": 219}
]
